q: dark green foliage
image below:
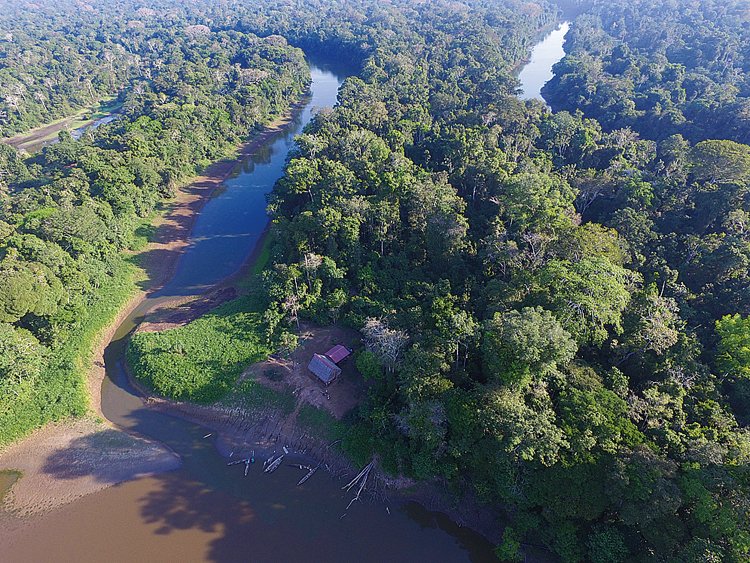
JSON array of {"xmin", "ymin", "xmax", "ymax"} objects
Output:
[
  {"xmin": 0, "ymin": 257, "xmax": 137, "ymax": 446},
  {"xmin": 254, "ymin": 1, "xmax": 750, "ymax": 559},
  {"xmin": 297, "ymin": 405, "xmax": 347, "ymax": 443},
  {"xmin": 2, "ymin": 1, "xmax": 750, "ymax": 561},
  {"xmin": 543, "ymin": 0, "xmax": 750, "ymax": 145}
]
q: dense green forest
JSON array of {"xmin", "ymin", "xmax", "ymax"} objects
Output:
[
  {"xmin": 0, "ymin": 4, "xmax": 309, "ymax": 445},
  {"xmin": 2, "ymin": 0, "xmax": 750, "ymax": 561},
  {"xmin": 252, "ymin": 1, "xmax": 750, "ymax": 561},
  {"xmin": 544, "ymin": 0, "xmax": 750, "ymax": 143}
]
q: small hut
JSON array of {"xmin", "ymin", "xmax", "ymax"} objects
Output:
[
  {"xmin": 325, "ymin": 345, "xmax": 351, "ymax": 364},
  {"xmin": 308, "ymin": 353, "xmax": 341, "ymax": 385}
]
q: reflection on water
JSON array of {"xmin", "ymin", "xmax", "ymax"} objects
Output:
[
  {"xmin": 518, "ymin": 22, "xmax": 570, "ymax": 102},
  {"xmin": 2, "ymin": 471, "xmax": 496, "ymax": 563},
  {"xmin": 157, "ymin": 66, "xmax": 341, "ymax": 297}
]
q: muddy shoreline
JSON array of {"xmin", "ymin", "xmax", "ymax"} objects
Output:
[
  {"xmin": 0, "ymin": 99, "xmax": 309, "ymax": 525},
  {"xmin": 2, "ymin": 84, "xmax": 516, "ymax": 558}
]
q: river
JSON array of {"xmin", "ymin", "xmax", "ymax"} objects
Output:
[
  {"xmin": 0, "ymin": 63, "xmax": 498, "ymax": 563},
  {"xmin": 2, "ymin": 31, "xmax": 568, "ymax": 560},
  {"xmin": 518, "ymin": 22, "xmax": 570, "ymax": 102}
]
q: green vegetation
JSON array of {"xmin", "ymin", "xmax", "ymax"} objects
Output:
[
  {"xmin": 2, "ymin": 1, "xmax": 750, "ymax": 561},
  {"xmin": 297, "ymin": 405, "xmax": 347, "ymax": 443},
  {"xmin": 251, "ymin": 1, "xmax": 750, "ymax": 560},
  {"xmin": 127, "ymin": 297, "xmax": 272, "ymax": 403},
  {"xmin": 0, "ymin": 9, "xmax": 308, "ymax": 446},
  {"xmin": 0, "ymin": 257, "xmax": 139, "ymax": 446},
  {"xmin": 223, "ymin": 378, "xmax": 296, "ymax": 414}
]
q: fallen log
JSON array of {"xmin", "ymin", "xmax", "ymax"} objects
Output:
[
  {"xmin": 344, "ymin": 460, "xmax": 375, "ymax": 509},
  {"xmin": 342, "ymin": 461, "xmax": 374, "ymax": 492}
]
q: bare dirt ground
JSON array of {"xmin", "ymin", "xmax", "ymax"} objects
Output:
[
  {"xmin": 130, "ymin": 322, "xmax": 367, "ymax": 487},
  {"xmin": 245, "ymin": 322, "xmax": 364, "ymax": 420},
  {"xmin": 3, "ymin": 113, "xmax": 91, "ymax": 153},
  {"xmin": 141, "ymin": 323, "xmax": 365, "ymax": 467},
  {"xmin": 0, "ymin": 418, "xmax": 179, "ymax": 522}
]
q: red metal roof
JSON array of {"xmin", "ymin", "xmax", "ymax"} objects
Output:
[{"xmin": 325, "ymin": 345, "xmax": 351, "ymax": 364}]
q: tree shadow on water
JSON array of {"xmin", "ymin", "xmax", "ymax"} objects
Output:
[
  {"xmin": 134, "ymin": 471, "xmax": 315, "ymax": 562},
  {"xmin": 138, "ymin": 472, "xmax": 254, "ymax": 539},
  {"xmin": 41, "ymin": 428, "xmax": 179, "ymax": 484}
]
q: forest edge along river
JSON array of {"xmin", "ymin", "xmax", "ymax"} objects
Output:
[
  {"xmin": 518, "ymin": 21, "xmax": 570, "ymax": 103},
  {"xmin": 0, "ymin": 33, "xmax": 568, "ymax": 561}
]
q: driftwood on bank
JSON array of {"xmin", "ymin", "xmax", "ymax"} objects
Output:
[{"xmin": 342, "ymin": 460, "xmax": 375, "ymax": 510}]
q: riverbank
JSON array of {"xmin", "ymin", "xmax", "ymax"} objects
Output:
[{"xmin": 0, "ymin": 99, "xmax": 310, "ymax": 524}]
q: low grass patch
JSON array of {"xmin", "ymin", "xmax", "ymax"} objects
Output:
[
  {"xmin": 127, "ymin": 296, "xmax": 273, "ymax": 403},
  {"xmin": 224, "ymin": 379, "xmax": 296, "ymax": 414},
  {"xmin": 297, "ymin": 404, "xmax": 348, "ymax": 443},
  {"xmin": 251, "ymin": 234, "xmax": 273, "ymax": 276}
]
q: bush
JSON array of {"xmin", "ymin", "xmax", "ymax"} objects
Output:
[{"xmin": 0, "ymin": 257, "xmax": 138, "ymax": 447}]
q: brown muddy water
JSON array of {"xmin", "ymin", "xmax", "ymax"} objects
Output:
[{"xmin": 0, "ymin": 61, "xmax": 498, "ymax": 562}]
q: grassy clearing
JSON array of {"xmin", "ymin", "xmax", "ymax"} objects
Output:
[
  {"xmin": 0, "ymin": 257, "xmax": 141, "ymax": 447},
  {"xmin": 224, "ymin": 379, "xmax": 296, "ymax": 414},
  {"xmin": 127, "ymin": 296, "xmax": 273, "ymax": 403}
]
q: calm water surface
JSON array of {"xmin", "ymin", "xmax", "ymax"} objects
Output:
[
  {"xmin": 518, "ymin": 22, "xmax": 570, "ymax": 101},
  {"xmin": 1, "ymin": 63, "xmax": 498, "ymax": 562},
  {"xmin": 157, "ymin": 66, "xmax": 341, "ymax": 296}
]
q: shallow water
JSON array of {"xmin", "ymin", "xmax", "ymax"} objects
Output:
[
  {"xmin": 518, "ymin": 22, "xmax": 570, "ymax": 101},
  {"xmin": 0, "ymin": 470, "xmax": 20, "ymax": 504}
]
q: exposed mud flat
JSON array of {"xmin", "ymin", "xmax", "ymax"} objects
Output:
[{"xmin": 0, "ymin": 418, "xmax": 179, "ymax": 525}]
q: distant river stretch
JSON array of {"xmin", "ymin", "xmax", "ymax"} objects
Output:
[{"xmin": 518, "ymin": 22, "xmax": 570, "ymax": 102}]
